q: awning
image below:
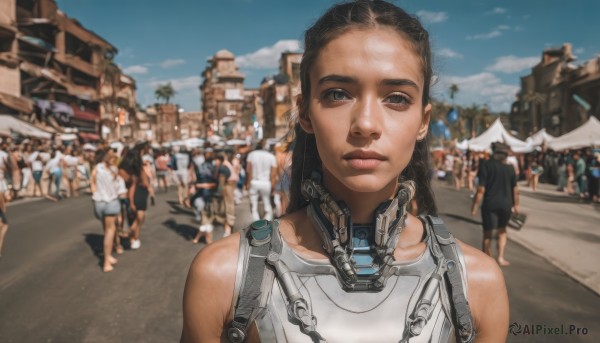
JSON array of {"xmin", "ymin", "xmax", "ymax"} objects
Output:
[
  {"xmin": 78, "ymin": 132, "xmax": 101, "ymax": 141},
  {"xmin": 548, "ymin": 116, "xmax": 600, "ymax": 150},
  {"xmin": 0, "ymin": 92, "xmax": 34, "ymax": 113},
  {"xmin": 18, "ymin": 35, "xmax": 57, "ymax": 52},
  {"xmin": 71, "ymin": 105, "xmax": 99, "ymax": 122},
  {"xmin": 0, "ymin": 115, "xmax": 52, "ymax": 139}
]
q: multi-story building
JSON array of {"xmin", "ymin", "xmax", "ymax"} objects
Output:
[
  {"xmin": 0, "ymin": 0, "xmax": 137, "ymax": 142},
  {"xmin": 155, "ymin": 103, "xmax": 180, "ymax": 143},
  {"xmin": 200, "ymin": 49, "xmax": 245, "ymax": 138},
  {"xmin": 510, "ymin": 43, "xmax": 600, "ymax": 138},
  {"xmin": 0, "ymin": 0, "xmax": 33, "ymax": 114},
  {"xmin": 259, "ymin": 51, "xmax": 301, "ymax": 138},
  {"xmin": 178, "ymin": 111, "xmax": 202, "ymax": 140}
]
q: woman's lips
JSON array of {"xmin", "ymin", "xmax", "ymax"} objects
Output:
[
  {"xmin": 345, "ymin": 158, "xmax": 382, "ymax": 169},
  {"xmin": 343, "ymin": 150, "xmax": 386, "ymax": 170}
]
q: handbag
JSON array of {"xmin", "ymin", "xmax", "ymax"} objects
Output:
[{"xmin": 508, "ymin": 212, "xmax": 527, "ymax": 230}]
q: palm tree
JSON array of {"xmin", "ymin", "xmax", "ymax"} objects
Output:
[
  {"xmin": 449, "ymin": 83, "xmax": 459, "ymax": 103},
  {"xmin": 155, "ymin": 83, "xmax": 176, "ymax": 104}
]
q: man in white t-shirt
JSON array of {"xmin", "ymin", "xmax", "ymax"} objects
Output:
[{"xmin": 245, "ymin": 140, "xmax": 277, "ymax": 221}]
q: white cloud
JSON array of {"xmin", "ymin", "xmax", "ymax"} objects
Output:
[
  {"xmin": 434, "ymin": 72, "xmax": 519, "ymax": 112},
  {"xmin": 416, "ymin": 10, "xmax": 448, "ymax": 24},
  {"xmin": 147, "ymin": 76, "xmax": 201, "ymax": 92},
  {"xmin": 236, "ymin": 40, "xmax": 301, "ymax": 69},
  {"xmin": 123, "ymin": 65, "xmax": 148, "ymax": 74},
  {"xmin": 486, "ymin": 7, "xmax": 507, "ymax": 15},
  {"xmin": 497, "ymin": 25, "xmax": 510, "ymax": 31},
  {"xmin": 575, "ymin": 47, "xmax": 585, "ymax": 54},
  {"xmin": 485, "ymin": 55, "xmax": 539, "ymax": 74},
  {"xmin": 160, "ymin": 59, "xmax": 186, "ymax": 69},
  {"xmin": 466, "ymin": 30, "xmax": 502, "ymax": 40},
  {"xmin": 437, "ymin": 48, "xmax": 463, "ymax": 59}
]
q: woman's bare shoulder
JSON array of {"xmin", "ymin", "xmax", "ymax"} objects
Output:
[
  {"xmin": 181, "ymin": 233, "xmax": 243, "ymax": 343},
  {"xmin": 188, "ymin": 232, "xmax": 241, "ymax": 278},
  {"xmin": 456, "ymin": 240, "xmax": 509, "ymax": 341}
]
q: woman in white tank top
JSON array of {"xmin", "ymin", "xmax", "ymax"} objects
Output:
[{"xmin": 90, "ymin": 148, "xmax": 120, "ymax": 273}]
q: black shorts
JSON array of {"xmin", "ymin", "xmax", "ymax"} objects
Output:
[
  {"xmin": 482, "ymin": 207, "xmax": 511, "ymax": 230},
  {"xmin": 133, "ymin": 185, "xmax": 149, "ymax": 211}
]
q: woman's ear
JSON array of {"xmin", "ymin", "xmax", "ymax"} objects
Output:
[
  {"xmin": 417, "ymin": 103, "xmax": 432, "ymax": 140},
  {"xmin": 297, "ymin": 95, "xmax": 314, "ymax": 134}
]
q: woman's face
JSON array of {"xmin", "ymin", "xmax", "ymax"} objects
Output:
[{"xmin": 301, "ymin": 27, "xmax": 430, "ymax": 194}]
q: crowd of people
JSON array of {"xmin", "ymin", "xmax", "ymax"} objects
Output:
[
  {"xmin": 84, "ymin": 138, "xmax": 294, "ymax": 273},
  {"xmin": 435, "ymin": 146, "xmax": 600, "ymax": 202},
  {"xmin": 0, "ymin": 133, "xmax": 294, "ymax": 266}
]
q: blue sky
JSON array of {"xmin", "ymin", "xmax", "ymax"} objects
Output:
[{"xmin": 56, "ymin": 0, "xmax": 599, "ymax": 113}]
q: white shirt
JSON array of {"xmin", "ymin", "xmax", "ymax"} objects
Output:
[
  {"xmin": 116, "ymin": 175, "xmax": 128, "ymax": 197},
  {"xmin": 247, "ymin": 149, "xmax": 276, "ymax": 182},
  {"xmin": 45, "ymin": 156, "xmax": 62, "ymax": 173},
  {"xmin": 32, "ymin": 160, "xmax": 44, "ymax": 172},
  {"xmin": 0, "ymin": 150, "xmax": 7, "ymax": 178},
  {"xmin": 92, "ymin": 163, "xmax": 119, "ymax": 202},
  {"xmin": 0, "ymin": 150, "xmax": 8, "ymax": 171},
  {"xmin": 175, "ymin": 152, "xmax": 190, "ymax": 173}
]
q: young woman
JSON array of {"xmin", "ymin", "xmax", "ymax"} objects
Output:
[
  {"xmin": 90, "ymin": 148, "xmax": 120, "ymax": 272},
  {"xmin": 181, "ymin": 1, "xmax": 508, "ymax": 342},
  {"xmin": 119, "ymin": 143, "xmax": 151, "ymax": 250}
]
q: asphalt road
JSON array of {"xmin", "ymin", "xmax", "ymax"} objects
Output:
[{"xmin": 0, "ymin": 183, "xmax": 598, "ymax": 342}]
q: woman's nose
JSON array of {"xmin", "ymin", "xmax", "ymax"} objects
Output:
[{"xmin": 350, "ymin": 96, "xmax": 382, "ymax": 140}]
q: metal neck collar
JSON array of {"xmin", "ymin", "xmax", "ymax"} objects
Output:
[{"xmin": 301, "ymin": 172, "xmax": 416, "ymax": 291}]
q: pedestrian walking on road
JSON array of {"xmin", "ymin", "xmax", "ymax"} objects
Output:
[
  {"xmin": 245, "ymin": 139, "xmax": 276, "ymax": 221},
  {"xmin": 574, "ymin": 151, "xmax": 587, "ymax": 198},
  {"xmin": 29, "ymin": 149, "xmax": 45, "ymax": 197},
  {"xmin": 191, "ymin": 148, "xmax": 217, "ymax": 244},
  {"xmin": 217, "ymin": 153, "xmax": 236, "ymax": 237},
  {"xmin": 529, "ymin": 161, "xmax": 543, "ymax": 192},
  {"xmin": 0, "ymin": 190, "xmax": 8, "ymax": 257},
  {"xmin": 182, "ymin": 2, "xmax": 508, "ymax": 341},
  {"xmin": 273, "ymin": 141, "xmax": 292, "ymax": 217},
  {"xmin": 45, "ymin": 148, "xmax": 65, "ymax": 200},
  {"xmin": 471, "ymin": 142, "xmax": 519, "ymax": 267},
  {"xmin": 155, "ymin": 149, "xmax": 170, "ymax": 193},
  {"xmin": 90, "ymin": 148, "xmax": 120, "ymax": 272},
  {"xmin": 119, "ymin": 143, "xmax": 151, "ymax": 250},
  {"xmin": 173, "ymin": 146, "xmax": 192, "ymax": 206}
]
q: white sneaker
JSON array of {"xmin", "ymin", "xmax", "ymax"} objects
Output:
[{"xmin": 131, "ymin": 239, "xmax": 141, "ymax": 250}]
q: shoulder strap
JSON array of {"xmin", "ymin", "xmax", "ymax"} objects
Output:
[
  {"xmin": 425, "ymin": 215, "xmax": 475, "ymax": 343},
  {"xmin": 227, "ymin": 220, "xmax": 280, "ymax": 343}
]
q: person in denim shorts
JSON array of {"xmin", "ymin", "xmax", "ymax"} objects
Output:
[{"xmin": 91, "ymin": 148, "xmax": 120, "ymax": 272}]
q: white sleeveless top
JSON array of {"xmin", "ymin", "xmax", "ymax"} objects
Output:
[{"xmin": 92, "ymin": 163, "xmax": 119, "ymax": 202}]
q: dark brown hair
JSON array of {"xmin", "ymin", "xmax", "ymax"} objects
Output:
[{"xmin": 287, "ymin": 0, "xmax": 437, "ymax": 215}]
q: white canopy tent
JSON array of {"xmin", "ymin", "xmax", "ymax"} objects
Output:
[
  {"xmin": 456, "ymin": 139, "xmax": 469, "ymax": 151},
  {"xmin": 526, "ymin": 128, "xmax": 554, "ymax": 147},
  {"xmin": 0, "ymin": 115, "xmax": 51, "ymax": 139},
  {"xmin": 548, "ymin": 116, "xmax": 600, "ymax": 151},
  {"xmin": 467, "ymin": 118, "xmax": 532, "ymax": 153}
]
